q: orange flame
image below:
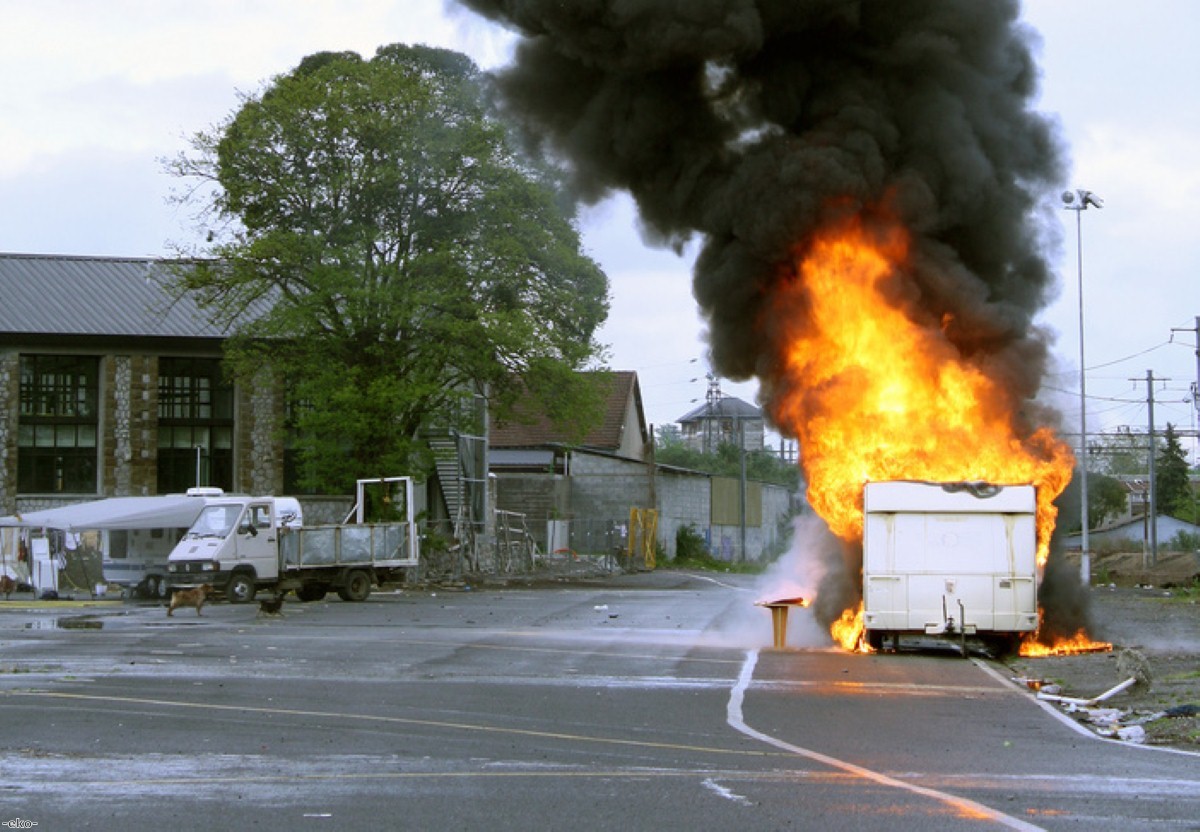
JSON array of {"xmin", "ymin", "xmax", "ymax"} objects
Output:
[
  {"xmin": 764, "ymin": 210, "xmax": 1075, "ymax": 646},
  {"xmin": 830, "ymin": 603, "xmax": 873, "ymax": 653},
  {"xmin": 1019, "ymin": 628, "xmax": 1113, "ymax": 657}
]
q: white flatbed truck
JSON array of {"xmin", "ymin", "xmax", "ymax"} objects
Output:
[
  {"xmin": 166, "ymin": 477, "xmax": 418, "ymax": 603},
  {"xmin": 862, "ymin": 480, "xmax": 1039, "ymax": 655}
]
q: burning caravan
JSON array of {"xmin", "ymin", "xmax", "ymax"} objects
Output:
[{"xmin": 861, "ymin": 480, "xmax": 1039, "ymax": 654}]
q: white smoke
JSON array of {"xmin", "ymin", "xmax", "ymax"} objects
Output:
[{"xmin": 708, "ymin": 513, "xmax": 845, "ymax": 649}]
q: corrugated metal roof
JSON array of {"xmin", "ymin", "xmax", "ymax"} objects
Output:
[{"xmin": 0, "ymin": 253, "xmax": 232, "ymax": 339}]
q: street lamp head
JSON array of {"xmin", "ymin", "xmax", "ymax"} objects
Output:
[{"xmin": 1062, "ymin": 188, "xmax": 1103, "ymax": 210}]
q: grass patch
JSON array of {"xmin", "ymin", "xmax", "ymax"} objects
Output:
[
  {"xmin": 1163, "ymin": 669, "xmax": 1200, "ymax": 683},
  {"xmin": 672, "ymin": 550, "xmax": 765, "ymax": 574}
]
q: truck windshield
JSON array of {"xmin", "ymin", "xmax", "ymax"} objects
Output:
[{"xmin": 186, "ymin": 505, "xmax": 243, "ymax": 539}]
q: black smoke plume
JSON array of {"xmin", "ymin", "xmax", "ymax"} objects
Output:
[{"xmin": 461, "ymin": 0, "xmax": 1083, "ymax": 631}]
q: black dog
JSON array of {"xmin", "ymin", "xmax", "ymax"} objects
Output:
[{"xmin": 257, "ymin": 594, "xmax": 285, "ymax": 617}]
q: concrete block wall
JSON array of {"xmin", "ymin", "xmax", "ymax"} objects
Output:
[
  {"xmin": 567, "ymin": 453, "xmax": 653, "ymax": 523},
  {"xmin": 654, "ymin": 469, "xmax": 711, "ymax": 560},
  {"xmin": 493, "ymin": 473, "xmax": 569, "ymax": 550},
  {"xmin": 563, "ymin": 452, "xmax": 797, "ymax": 564}
]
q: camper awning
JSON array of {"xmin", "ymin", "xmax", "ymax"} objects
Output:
[{"xmin": 0, "ymin": 496, "xmax": 210, "ymax": 531}]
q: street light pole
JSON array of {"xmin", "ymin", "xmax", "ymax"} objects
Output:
[{"xmin": 1062, "ymin": 188, "xmax": 1102, "ymax": 586}]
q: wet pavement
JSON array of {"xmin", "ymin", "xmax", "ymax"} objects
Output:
[{"xmin": 1, "ymin": 574, "xmax": 1198, "ymax": 831}]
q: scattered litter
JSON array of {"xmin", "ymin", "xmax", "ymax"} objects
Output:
[
  {"xmin": 1029, "ymin": 675, "xmax": 1171, "ymax": 744},
  {"xmin": 1095, "ymin": 723, "xmax": 1142, "ymax": 742},
  {"xmin": 1079, "ymin": 707, "xmax": 1125, "ymax": 726},
  {"xmin": 1037, "ymin": 676, "xmax": 1137, "ymax": 707},
  {"xmin": 593, "ymin": 605, "xmax": 608, "ymax": 611}
]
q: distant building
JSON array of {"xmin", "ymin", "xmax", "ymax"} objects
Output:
[
  {"xmin": 676, "ymin": 376, "xmax": 764, "ymax": 454},
  {"xmin": 1060, "ymin": 514, "xmax": 1200, "ymax": 553}
]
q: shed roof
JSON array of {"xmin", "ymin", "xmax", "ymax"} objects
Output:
[
  {"xmin": 490, "ymin": 370, "xmax": 645, "ymax": 451},
  {"xmin": 0, "ymin": 253, "xmax": 230, "ymax": 340}
]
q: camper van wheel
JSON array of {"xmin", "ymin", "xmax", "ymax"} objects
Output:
[
  {"xmin": 337, "ymin": 570, "xmax": 371, "ymax": 602},
  {"xmin": 227, "ymin": 573, "xmax": 257, "ymax": 604},
  {"xmin": 985, "ymin": 634, "xmax": 1020, "ymax": 659},
  {"xmin": 866, "ymin": 630, "xmax": 884, "ymax": 652},
  {"xmin": 142, "ymin": 576, "xmax": 161, "ymax": 599}
]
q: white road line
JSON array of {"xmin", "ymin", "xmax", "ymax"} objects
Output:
[{"xmin": 726, "ymin": 648, "xmax": 1044, "ymax": 832}]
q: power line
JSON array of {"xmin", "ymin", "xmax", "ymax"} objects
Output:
[{"xmin": 1085, "ymin": 340, "xmax": 1172, "ymax": 371}]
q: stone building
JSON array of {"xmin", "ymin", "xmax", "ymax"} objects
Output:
[{"xmin": 0, "ymin": 254, "xmax": 286, "ymax": 516}]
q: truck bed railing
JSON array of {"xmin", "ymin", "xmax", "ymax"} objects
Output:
[{"xmin": 280, "ymin": 522, "xmax": 416, "ymax": 568}]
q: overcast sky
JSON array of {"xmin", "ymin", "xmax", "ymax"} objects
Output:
[{"xmin": 1, "ymin": 1, "xmax": 1197, "ymax": 462}]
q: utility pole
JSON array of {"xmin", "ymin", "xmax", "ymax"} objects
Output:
[
  {"xmin": 738, "ymin": 416, "xmax": 746, "ymax": 564},
  {"xmin": 1135, "ymin": 370, "xmax": 1169, "ymax": 567},
  {"xmin": 1170, "ymin": 315, "xmax": 1200, "ymax": 422}
]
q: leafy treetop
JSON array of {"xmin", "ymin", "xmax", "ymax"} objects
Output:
[{"xmin": 166, "ymin": 44, "xmax": 610, "ymax": 492}]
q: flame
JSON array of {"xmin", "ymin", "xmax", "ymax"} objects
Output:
[
  {"xmin": 1019, "ymin": 628, "xmax": 1113, "ymax": 657},
  {"xmin": 830, "ymin": 603, "xmax": 873, "ymax": 653},
  {"xmin": 764, "ymin": 209, "xmax": 1075, "ymax": 647}
]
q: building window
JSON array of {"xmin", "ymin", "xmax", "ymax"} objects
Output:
[
  {"xmin": 157, "ymin": 358, "xmax": 233, "ymax": 493},
  {"xmin": 17, "ymin": 355, "xmax": 100, "ymax": 494}
]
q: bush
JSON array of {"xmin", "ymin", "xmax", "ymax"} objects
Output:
[
  {"xmin": 1169, "ymin": 530, "xmax": 1200, "ymax": 552},
  {"xmin": 675, "ymin": 525, "xmax": 709, "ymax": 562}
]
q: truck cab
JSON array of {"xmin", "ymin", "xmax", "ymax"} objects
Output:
[{"xmin": 167, "ymin": 497, "xmax": 303, "ymax": 602}]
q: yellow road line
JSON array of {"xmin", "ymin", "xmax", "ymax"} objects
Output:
[{"xmin": 5, "ymin": 689, "xmax": 780, "ymax": 759}]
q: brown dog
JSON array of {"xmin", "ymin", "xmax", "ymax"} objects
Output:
[
  {"xmin": 168, "ymin": 584, "xmax": 213, "ymax": 617},
  {"xmin": 0, "ymin": 575, "xmax": 15, "ymax": 599}
]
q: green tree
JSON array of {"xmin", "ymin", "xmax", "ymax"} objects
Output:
[
  {"xmin": 654, "ymin": 428, "xmax": 800, "ymax": 489},
  {"xmin": 166, "ymin": 45, "xmax": 609, "ymax": 491},
  {"xmin": 1042, "ymin": 469, "xmax": 1129, "ymax": 534},
  {"xmin": 1088, "ymin": 429, "xmax": 1150, "ymax": 477},
  {"xmin": 1156, "ymin": 423, "xmax": 1192, "ymax": 515}
]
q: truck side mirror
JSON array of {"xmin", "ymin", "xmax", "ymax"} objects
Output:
[{"xmin": 239, "ymin": 523, "xmax": 258, "ymax": 537}]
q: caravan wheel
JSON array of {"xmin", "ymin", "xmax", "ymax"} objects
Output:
[{"xmin": 142, "ymin": 575, "xmax": 165, "ymax": 599}]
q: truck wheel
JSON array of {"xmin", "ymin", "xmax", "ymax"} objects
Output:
[
  {"xmin": 866, "ymin": 630, "xmax": 884, "ymax": 652},
  {"xmin": 296, "ymin": 584, "xmax": 327, "ymax": 602},
  {"xmin": 227, "ymin": 573, "xmax": 257, "ymax": 604},
  {"xmin": 337, "ymin": 570, "xmax": 371, "ymax": 602}
]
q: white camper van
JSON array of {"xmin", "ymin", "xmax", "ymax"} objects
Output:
[
  {"xmin": 861, "ymin": 480, "xmax": 1039, "ymax": 655},
  {"xmin": 0, "ymin": 490, "xmax": 226, "ymax": 598}
]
